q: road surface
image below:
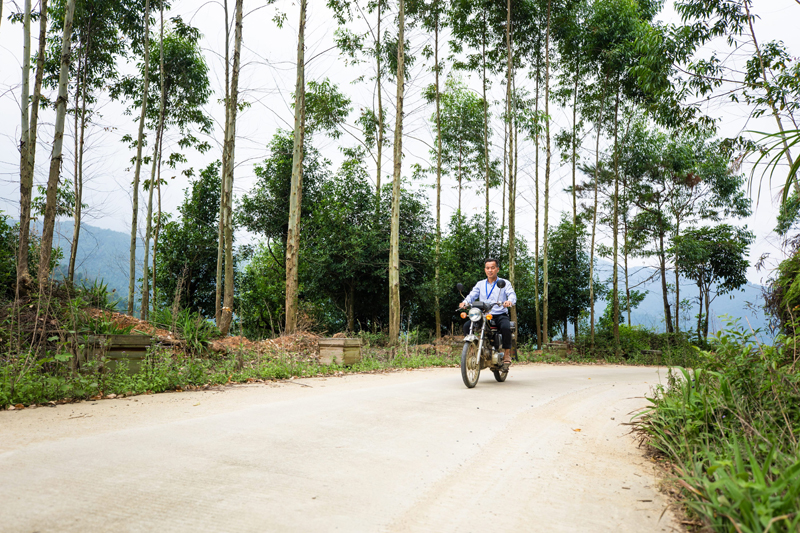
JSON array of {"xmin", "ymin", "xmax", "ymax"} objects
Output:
[{"xmin": 0, "ymin": 364, "xmax": 682, "ymax": 532}]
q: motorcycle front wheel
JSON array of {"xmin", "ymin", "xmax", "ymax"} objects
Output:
[{"xmin": 461, "ymin": 342, "xmax": 480, "ymax": 388}]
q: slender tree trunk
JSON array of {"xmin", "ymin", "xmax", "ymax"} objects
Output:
[
  {"xmin": 505, "ymin": 0, "xmax": 517, "ymax": 338},
  {"xmin": 624, "ymin": 216, "xmax": 631, "ymax": 327},
  {"xmin": 38, "ymin": 0, "xmax": 77, "ymax": 295},
  {"xmin": 285, "ymin": 0, "xmax": 307, "ymax": 334},
  {"xmin": 590, "ymin": 79, "xmax": 607, "ymax": 350},
  {"xmin": 376, "ymin": 1, "xmax": 384, "ymax": 199},
  {"xmin": 20, "ymin": 0, "xmax": 31, "ymax": 200},
  {"xmin": 388, "ymin": 0, "xmax": 405, "ymax": 347},
  {"xmin": 542, "ymin": 0, "xmax": 551, "ymax": 346},
  {"xmin": 482, "ymin": 12, "xmax": 490, "ymax": 258},
  {"xmin": 534, "ymin": 60, "xmax": 541, "ymax": 349},
  {"xmin": 674, "ymin": 217, "xmax": 680, "ymax": 333},
  {"xmin": 69, "ymin": 54, "xmax": 80, "ymax": 283},
  {"xmin": 743, "ymin": 1, "xmax": 798, "ymax": 190},
  {"xmin": 219, "ymin": 0, "xmax": 244, "ymax": 335},
  {"xmin": 17, "ymin": 0, "xmax": 32, "ymax": 296},
  {"xmin": 572, "ymin": 61, "xmax": 579, "ymax": 224},
  {"xmin": 215, "ymin": 0, "xmax": 230, "ymax": 325},
  {"xmin": 68, "ymin": 55, "xmax": 81, "ymax": 284},
  {"xmin": 68, "ymin": 57, "xmax": 89, "ymax": 284},
  {"xmin": 697, "ymin": 286, "xmax": 702, "ymax": 342},
  {"xmin": 434, "ymin": 16, "xmax": 442, "ymax": 341},
  {"xmin": 142, "ymin": 1, "xmax": 167, "ymax": 321},
  {"xmin": 152, "ymin": 1, "xmax": 166, "ymax": 317},
  {"xmin": 152, "ymin": 135, "xmax": 164, "ymax": 315},
  {"xmin": 611, "ymin": 90, "xmax": 621, "ymax": 355},
  {"xmin": 703, "ymin": 289, "xmax": 710, "ymax": 341},
  {"xmin": 128, "ymin": 0, "xmax": 152, "ymax": 314},
  {"xmin": 17, "ymin": 0, "xmax": 48, "ymax": 295},
  {"xmin": 501, "ymin": 125, "xmax": 506, "ymax": 252},
  {"xmin": 345, "ymin": 284, "xmax": 355, "ymax": 332},
  {"xmin": 659, "ymin": 229, "xmax": 673, "ymax": 333}
]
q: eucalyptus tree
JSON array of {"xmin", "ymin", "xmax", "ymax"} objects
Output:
[
  {"xmin": 37, "ymin": 0, "xmax": 77, "ymax": 295},
  {"xmin": 424, "ymin": 77, "xmax": 486, "ymax": 211},
  {"xmin": 143, "ymin": 19, "xmax": 212, "ymax": 319},
  {"xmin": 17, "ymin": 0, "xmax": 50, "ymax": 295},
  {"xmin": 502, "ymin": 0, "xmax": 538, "ymax": 332},
  {"xmin": 112, "ymin": 17, "xmax": 212, "ymax": 318},
  {"xmin": 541, "ymin": 0, "xmax": 552, "ymax": 345},
  {"xmin": 580, "ymin": 0, "xmax": 659, "ymax": 351},
  {"xmin": 552, "ymin": 0, "xmax": 589, "ymax": 224},
  {"xmin": 414, "ymin": 0, "xmax": 449, "ymax": 339},
  {"xmin": 126, "ymin": 0, "xmax": 152, "ymax": 314},
  {"xmin": 16, "ymin": 0, "xmax": 33, "ymax": 296},
  {"xmin": 389, "ymin": 0, "xmax": 406, "ymax": 347},
  {"xmin": 219, "ymin": 0, "xmax": 244, "ymax": 335},
  {"xmin": 449, "ymin": 0, "xmax": 503, "ymax": 257},
  {"xmin": 328, "ymin": 0, "xmax": 390, "ymax": 198},
  {"xmin": 619, "ymin": 122, "xmax": 751, "ymax": 333},
  {"xmin": 43, "ymin": 0, "xmax": 151, "ymax": 285}
]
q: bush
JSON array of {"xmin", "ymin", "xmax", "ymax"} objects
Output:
[{"xmin": 150, "ymin": 306, "xmax": 220, "ymax": 355}]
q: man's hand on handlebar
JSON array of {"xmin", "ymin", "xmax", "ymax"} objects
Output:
[
  {"xmin": 459, "ymin": 302, "xmax": 468, "ymax": 309},
  {"xmin": 503, "ymin": 301, "xmax": 513, "ymax": 308}
]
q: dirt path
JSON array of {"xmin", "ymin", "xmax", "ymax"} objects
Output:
[{"xmin": 0, "ymin": 364, "xmax": 682, "ymax": 532}]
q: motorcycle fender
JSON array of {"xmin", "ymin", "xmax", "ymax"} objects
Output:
[{"xmin": 464, "ymin": 334, "xmax": 477, "ymax": 343}]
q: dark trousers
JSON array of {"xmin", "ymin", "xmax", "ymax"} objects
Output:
[{"xmin": 462, "ymin": 313, "xmax": 512, "ymax": 349}]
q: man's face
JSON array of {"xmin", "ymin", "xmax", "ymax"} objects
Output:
[{"xmin": 485, "ymin": 261, "xmax": 499, "ymax": 279}]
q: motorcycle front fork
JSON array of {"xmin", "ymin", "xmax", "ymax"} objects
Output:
[{"xmin": 471, "ymin": 321, "xmax": 501, "ymax": 366}]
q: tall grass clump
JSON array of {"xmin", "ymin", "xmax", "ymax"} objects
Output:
[{"xmin": 637, "ymin": 320, "xmax": 800, "ymax": 532}]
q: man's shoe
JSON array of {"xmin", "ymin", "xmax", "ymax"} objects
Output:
[
  {"xmin": 501, "ymin": 361, "xmax": 511, "ymax": 372},
  {"xmin": 501, "ymin": 352, "xmax": 512, "ymax": 372}
]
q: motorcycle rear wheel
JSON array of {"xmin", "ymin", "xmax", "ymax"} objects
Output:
[
  {"xmin": 461, "ymin": 342, "xmax": 480, "ymax": 388},
  {"xmin": 492, "ymin": 368, "xmax": 508, "ymax": 382}
]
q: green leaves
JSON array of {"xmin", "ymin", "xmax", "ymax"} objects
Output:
[{"xmin": 302, "ymin": 79, "xmax": 352, "ymax": 139}]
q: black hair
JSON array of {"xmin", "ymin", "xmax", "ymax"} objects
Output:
[{"xmin": 484, "ymin": 257, "xmax": 500, "ymax": 268}]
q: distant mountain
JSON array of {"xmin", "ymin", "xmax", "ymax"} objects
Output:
[
  {"xmin": 27, "ymin": 220, "xmax": 770, "ymax": 334},
  {"xmin": 594, "ymin": 259, "xmax": 768, "ymax": 335},
  {"xmin": 29, "ymin": 220, "xmax": 143, "ymax": 310}
]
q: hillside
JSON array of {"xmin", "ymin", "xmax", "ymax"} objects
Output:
[
  {"xmin": 30, "ymin": 220, "xmax": 143, "ymax": 310},
  {"xmin": 594, "ymin": 260, "xmax": 769, "ymax": 335}
]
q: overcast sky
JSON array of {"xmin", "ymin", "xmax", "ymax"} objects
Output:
[{"xmin": 1, "ymin": 0, "xmax": 799, "ymax": 287}]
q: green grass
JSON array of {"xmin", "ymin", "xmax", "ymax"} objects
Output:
[
  {"xmin": 636, "ymin": 321, "xmax": 800, "ymax": 532},
  {"xmin": 0, "ymin": 343, "xmax": 463, "ymax": 408}
]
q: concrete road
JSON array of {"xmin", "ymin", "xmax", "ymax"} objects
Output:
[{"xmin": 0, "ymin": 364, "xmax": 682, "ymax": 532}]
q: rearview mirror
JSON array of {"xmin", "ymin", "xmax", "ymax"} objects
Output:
[
  {"xmin": 496, "ymin": 280, "xmax": 506, "ymax": 289},
  {"xmin": 456, "ymin": 283, "xmax": 464, "ymax": 293}
]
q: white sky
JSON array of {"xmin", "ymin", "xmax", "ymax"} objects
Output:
[{"xmin": 1, "ymin": 0, "xmax": 799, "ymax": 287}]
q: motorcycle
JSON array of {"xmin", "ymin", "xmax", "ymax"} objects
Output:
[{"xmin": 456, "ymin": 280, "xmax": 516, "ymax": 389}]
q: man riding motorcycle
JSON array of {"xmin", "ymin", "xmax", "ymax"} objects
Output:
[{"xmin": 459, "ymin": 258, "xmax": 517, "ymax": 371}]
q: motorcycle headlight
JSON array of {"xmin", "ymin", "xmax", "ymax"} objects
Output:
[{"xmin": 468, "ymin": 308, "xmax": 482, "ymax": 322}]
